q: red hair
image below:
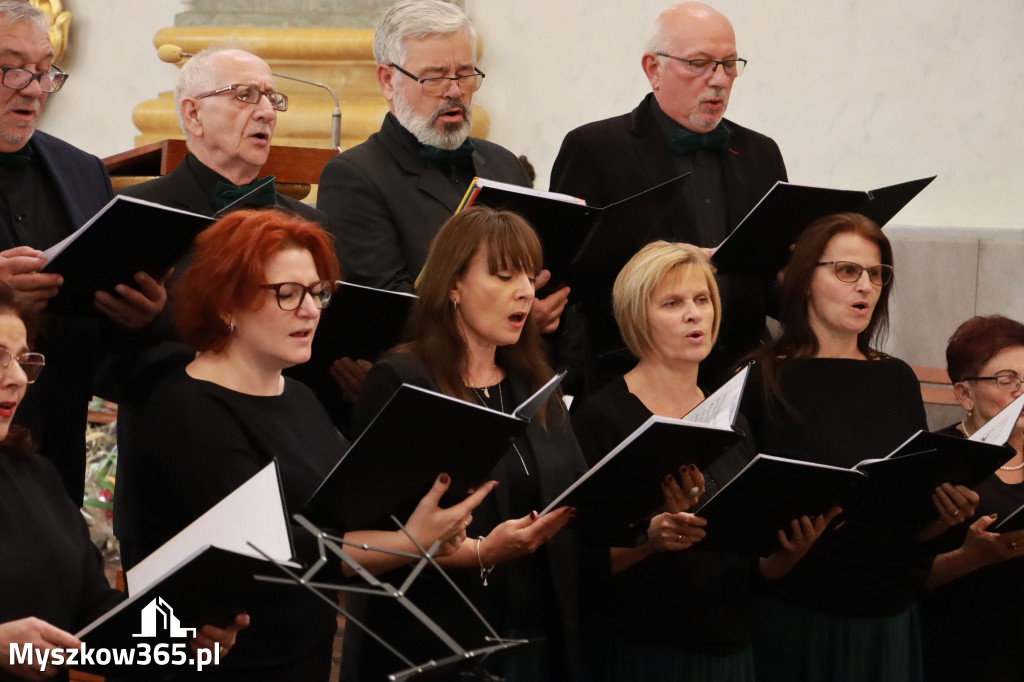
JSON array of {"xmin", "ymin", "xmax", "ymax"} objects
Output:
[{"xmin": 174, "ymin": 209, "xmax": 340, "ymax": 352}]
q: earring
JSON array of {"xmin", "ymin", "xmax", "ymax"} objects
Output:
[
  {"xmin": 452, "ymin": 300, "xmax": 459, "ymax": 313},
  {"xmin": 228, "ymin": 319, "xmax": 235, "ymax": 333}
]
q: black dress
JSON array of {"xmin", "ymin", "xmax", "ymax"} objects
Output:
[
  {"xmin": 741, "ymin": 357, "xmax": 931, "ymax": 682},
  {"xmin": 919, "ymin": 423, "xmax": 1024, "ymax": 682},
  {"xmin": 0, "ymin": 450, "xmax": 123, "ymax": 682},
  {"xmin": 115, "ymin": 370, "xmax": 347, "ymax": 681},
  {"xmin": 571, "ymin": 376, "xmax": 758, "ymax": 682},
  {"xmin": 339, "ymin": 352, "xmax": 587, "ymax": 682}
]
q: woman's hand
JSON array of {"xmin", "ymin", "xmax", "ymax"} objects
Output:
[
  {"xmin": 646, "ymin": 511, "xmax": 707, "ymax": 551},
  {"xmin": 0, "ymin": 617, "xmax": 80, "ymax": 680},
  {"xmin": 190, "ymin": 613, "xmax": 250, "ymax": 665},
  {"xmin": 759, "ymin": 506, "xmax": 842, "ymax": 582},
  {"xmin": 927, "ymin": 515, "xmax": 1024, "ymax": 588},
  {"xmin": 477, "ymin": 506, "xmax": 574, "ymax": 566},
  {"xmin": 931, "ymin": 483, "xmax": 979, "ymax": 527},
  {"xmin": 405, "ymin": 474, "xmax": 498, "ymax": 557},
  {"xmin": 660, "ymin": 464, "xmax": 705, "ymax": 514}
]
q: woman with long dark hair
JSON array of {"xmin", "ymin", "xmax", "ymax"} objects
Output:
[
  {"xmin": 341, "ymin": 206, "xmax": 586, "ymax": 681},
  {"xmin": 742, "ymin": 213, "xmax": 975, "ymax": 681}
]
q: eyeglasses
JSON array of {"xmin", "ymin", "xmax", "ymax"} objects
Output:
[
  {"xmin": 656, "ymin": 54, "xmax": 747, "ymax": 78},
  {"xmin": 0, "ymin": 347, "xmax": 45, "ymax": 383},
  {"xmin": 261, "ymin": 280, "xmax": 340, "ymax": 311},
  {"xmin": 0, "ymin": 65, "xmax": 68, "ymax": 93},
  {"xmin": 964, "ymin": 374, "xmax": 1024, "ymax": 392},
  {"xmin": 815, "ymin": 261, "xmax": 894, "ymax": 286},
  {"xmin": 195, "ymin": 84, "xmax": 288, "ymax": 111},
  {"xmin": 388, "ymin": 63, "xmax": 486, "ymax": 97}
]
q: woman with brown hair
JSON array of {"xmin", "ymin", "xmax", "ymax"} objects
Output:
[
  {"xmin": 920, "ymin": 315, "xmax": 1024, "ymax": 681},
  {"xmin": 742, "ymin": 213, "xmax": 976, "ymax": 681},
  {"xmin": 0, "ymin": 281, "xmax": 244, "ymax": 681},
  {"xmin": 341, "ymin": 206, "xmax": 587, "ymax": 681}
]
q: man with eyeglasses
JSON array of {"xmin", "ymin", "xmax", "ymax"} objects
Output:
[
  {"xmin": 317, "ymin": 0, "xmax": 567, "ymax": 327},
  {"xmin": 102, "ymin": 48, "xmax": 331, "ymax": 515},
  {"xmin": 119, "ymin": 47, "xmax": 327, "ymax": 224},
  {"xmin": 0, "ymin": 0, "xmax": 168, "ymax": 504},
  {"xmin": 551, "ymin": 1, "xmax": 788, "ymax": 395}
]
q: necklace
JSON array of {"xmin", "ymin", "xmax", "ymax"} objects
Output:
[
  {"xmin": 471, "ymin": 380, "xmax": 530, "ymax": 476},
  {"xmin": 466, "ymin": 364, "xmax": 498, "ymax": 398},
  {"xmin": 963, "ymin": 417, "xmax": 1024, "ymax": 470}
]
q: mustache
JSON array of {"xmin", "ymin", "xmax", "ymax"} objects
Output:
[
  {"xmin": 428, "ymin": 98, "xmax": 470, "ymax": 126},
  {"xmin": 7, "ymin": 96, "xmax": 41, "ymax": 114},
  {"xmin": 697, "ymin": 87, "xmax": 727, "ymax": 103},
  {"xmin": 244, "ymin": 124, "xmax": 272, "ymax": 137}
]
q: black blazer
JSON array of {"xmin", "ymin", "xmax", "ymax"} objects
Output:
[
  {"xmin": 550, "ymin": 94, "xmax": 788, "ymax": 390},
  {"xmin": 340, "ymin": 352, "xmax": 586, "ymax": 682},
  {"xmin": 0, "ymin": 131, "xmax": 114, "ymax": 504},
  {"xmin": 317, "ymin": 113, "xmax": 531, "ymax": 292}
]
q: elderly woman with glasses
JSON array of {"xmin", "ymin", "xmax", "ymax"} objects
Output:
[
  {"xmin": 919, "ymin": 315, "xmax": 1024, "ymax": 682},
  {"xmin": 0, "ymin": 281, "xmax": 245, "ymax": 681},
  {"xmin": 115, "ymin": 210, "xmax": 491, "ymax": 681},
  {"xmin": 740, "ymin": 213, "xmax": 977, "ymax": 682}
]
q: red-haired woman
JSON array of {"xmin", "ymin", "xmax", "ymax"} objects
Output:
[
  {"xmin": 341, "ymin": 206, "xmax": 586, "ymax": 682},
  {"xmin": 115, "ymin": 210, "xmax": 491, "ymax": 681}
]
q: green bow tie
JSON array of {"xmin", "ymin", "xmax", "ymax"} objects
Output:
[
  {"xmin": 0, "ymin": 144, "xmax": 34, "ymax": 168},
  {"xmin": 669, "ymin": 124, "xmax": 731, "ymax": 156},
  {"xmin": 419, "ymin": 139, "xmax": 476, "ymax": 168},
  {"xmin": 213, "ymin": 175, "xmax": 278, "ymax": 211}
]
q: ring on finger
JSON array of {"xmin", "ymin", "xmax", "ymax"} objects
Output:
[
  {"xmin": 1012, "ymin": 542, "xmax": 1018, "ymax": 552},
  {"xmin": 951, "ymin": 508, "xmax": 960, "ymax": 517},
  {"xmin": 688, "ymin": 486, "xmax": 700, "ymax": 498}
]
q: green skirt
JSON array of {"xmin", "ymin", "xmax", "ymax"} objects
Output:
[
  {"xmin": 752, "ymin": 595, "xmax": 922, "ymax": 682},
  {"xmin": 581, "ymin": 631, "xmax": 755, "ymax": 682}
]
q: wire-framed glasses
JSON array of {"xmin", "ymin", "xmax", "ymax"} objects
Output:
[
  {"xmin": 0, "ymin": 347, "xmax": 45, "ymax": 383},
  {"xmin": 195, "ymin": 84, "xmax": 288, "ymax": 111},
  {"xmin": 815, "ymin": 261, "xmax": 894, "ymax": 286}
]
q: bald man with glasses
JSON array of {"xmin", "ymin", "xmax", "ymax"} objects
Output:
[{"xmin": 551, "ymin": 2, "xmax": 788, "ymax": 395}]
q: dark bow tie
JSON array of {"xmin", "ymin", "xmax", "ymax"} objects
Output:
[
  {"xmin": 419, "ymin": 138, "xmax": 476, "ymax": 168},
  {"xmin": 0, "ymin": 144, "xmax": 34, "ymax": 168},
  {"xmin": 669, "ymin": 124, "xmax": 732, "ymax": 156},
  {"xmin": 213, "ymin": 175, "xmax": 277, "ymax": 211}
]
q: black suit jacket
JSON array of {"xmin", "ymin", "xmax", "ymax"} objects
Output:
[
  {"xmin": 317, "ymin": 112, "xmax": 531, "ymax": 292},
  {"xmin": 340, "ymin": 352, "xmax": 586, "ymax": 682},
  {"xmin": 103, "ymin": 155, "xmax": 334, "ymax": 542},
  {"xmin": 550, "ymin": 94, "xmax": 787, "ymax": 391},
  {"xmin": 0, "ymin": 131, "xmax": 114, "ymax": 504}
]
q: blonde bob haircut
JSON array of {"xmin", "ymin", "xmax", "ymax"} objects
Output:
[{"xmin": 613, "ymin": 241, "xmax": 721, "ymax": 359}]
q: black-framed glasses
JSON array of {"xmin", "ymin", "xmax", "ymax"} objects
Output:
[
  {"xmin": 261, "ymin": 280, "xmax": 340, "ymax": 311},
  {"xmin": 195, "ymin": 84, "xmax": 288, "ymax": 111},
  {"xmin": 0, "ymin": 347, "xmax": 44, "ymax": 383},
  {"xmin": 388, "ymin": 63, "xmax": 485, "ymax": 96},
  {"xmin": 656, "ymin": 53, "xmax": 746, "ymax": 78},
  {"xmin": 0, "ymin": 65, "xmax": 68, "ymax": 93},
  {"xmin": 964, "ymin": 374, "xmax": 1024, "ymax": 392},
  {"xmin": 815, "ymin": 261, "xmax": 894, "ymax": 286}
]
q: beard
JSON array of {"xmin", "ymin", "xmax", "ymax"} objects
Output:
[
  {"xmin": 393, "ymin": 90, "xmax": 472, "ymax": 150},
  {"xmin": 688, "ymin": 86, "xmax": 729, "ymax": 132}
]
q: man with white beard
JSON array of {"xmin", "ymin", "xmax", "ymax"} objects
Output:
[
  {"xmin": 550, "ymin": 2, "xmax": 788, "ymax": 394},
  {"xmin": 317, "ymin": 0, "xmax": 568, "ymax": 336}
]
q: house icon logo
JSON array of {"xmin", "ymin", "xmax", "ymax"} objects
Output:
[{"xmin": 132, "ymin": 597, "xmax": 196, "ymax": 639}]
